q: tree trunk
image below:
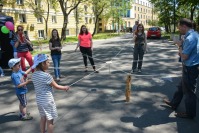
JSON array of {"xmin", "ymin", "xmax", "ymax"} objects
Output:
[
  {"xmin": 117, "ymin": 17, "xmax": 120, "ymax": 34},
  {"xmin": 61, "ymin": 15, "xmax": 68, "ymax": 40},
  {"xmin": 198, "ymin": 10, "xmax": 199, "ymax": 27},
  {"xmin": 46, "ymin": 1, "xmax": 49, "ymax": 39},
  {"xmin": 45, "ymin": 19, "xmax": 48, "ymax": 40},
  {"xmin": 190, "ymin": 6, "xmax": 196, "ymax": 20},
  {"xmin": 173, "ymin": 0, "xmax": 176, "ymax": 33},
  {"xmin": 92, "ymin": 16, "xmax": 99, "ymax": 37}
]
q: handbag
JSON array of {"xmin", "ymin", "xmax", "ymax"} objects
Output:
[{"xmin": 28, "ymin": 44, "xmax": 33, "ymax": 51}]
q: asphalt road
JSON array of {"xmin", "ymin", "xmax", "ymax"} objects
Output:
[{"xmin": 0, "ymin": 33, "xmax": 199, "ymax": 133}]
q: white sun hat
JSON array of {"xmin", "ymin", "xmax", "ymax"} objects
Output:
[
  {"xmin": 32, "ymin": 54, "xmax": 49, "ymax": 69},
  {"xmin": 8, "ymin": 58, "xmax": 21, "ymax": 68}
]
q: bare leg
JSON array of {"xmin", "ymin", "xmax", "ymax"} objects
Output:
[
  {"xmin": 40, "ymin": 116, "xmax": 46, "ymax": 133},
  {"xmin": 47, "ymin": 119, "xmax": 54, "ymax": 133},
  {"xmin": 19, "ymin": 103, "xmax": 26, "ymax": 116}
]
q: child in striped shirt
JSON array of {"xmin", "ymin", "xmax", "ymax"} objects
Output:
[{"xmin": 32, "ymin": 54, "xmax": 69, "ymax": 133}]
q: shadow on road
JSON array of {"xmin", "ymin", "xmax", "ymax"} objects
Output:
[{"xmin": 0, "ymin": 112, "xmax": 20, "ymax": 124}]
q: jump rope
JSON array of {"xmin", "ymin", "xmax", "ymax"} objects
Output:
[
  {"xmin": 1, "ymin": 34, "xmax": 197, "ymax": 123},
  {"xmin": 53, "ymin": 34, "xmax": 185, "ymax": 124}
]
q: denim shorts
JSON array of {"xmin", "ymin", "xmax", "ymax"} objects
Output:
[{"xmin": 17, "ymin": 94, "xmax": 27, "ymax": 107}]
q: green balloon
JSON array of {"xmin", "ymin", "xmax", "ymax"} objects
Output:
[{"xmin": 1, "ymin": 26, "xmax": 10, "ymax": 34}]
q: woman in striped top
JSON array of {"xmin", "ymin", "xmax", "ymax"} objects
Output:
[{"xmin": 32, "ymin": 54, "xmax": 70, "ymax": 133}]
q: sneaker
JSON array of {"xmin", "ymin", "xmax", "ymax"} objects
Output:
[
  {"xmin": 94, "ymin": 70, "xmax": 99, "ymax": 73},
  {"xmin": 0, "ymin": 74, "xmax": 4, "ymax": 77},
  {"xmin": 21, "ymin": 115, "xmax": 33, "ymax": 121},
  {"xmin": 19, "ymin": 114, "xmax": 23, "ymax": 119},
  {"xmin": 56, "ymin": 77, "xmax": 60, "ymax": 81},
  {"xmin": 138, "ymin": 69, "xmax": 142, "ymax": 73},
  {"xmin": 163, "ymin": 99, "xmax": 177, "ymax": 110},
  {"xmin": 19, "ymin": 112, "xmax": 30, "ymax": 119},
  {"xmin": 131, "ymin": 69, "xmax": 135, "ymax": 74},
  {"xmin": 59, "ymin": 75, "xmax": 65, "ymax": 78}
]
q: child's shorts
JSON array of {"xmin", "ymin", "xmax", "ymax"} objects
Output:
[{"xmin": 17, "ymin": 94, "xmax": 27, "ymax": 107}]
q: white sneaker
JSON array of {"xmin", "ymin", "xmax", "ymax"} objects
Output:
[
  {"xmin": 0, "ymin": 74, "xmax": 4, "ymax": 77},
  {"xmin": 56, "ymin": 77, "xmax": 60, "ymax": 81}
]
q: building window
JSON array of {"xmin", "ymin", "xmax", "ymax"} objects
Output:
[
  {"xmin": 84, "ymin": 5, "xmax": 88, "ymax": 12},
  {"xmin": 52, "ymin": 16, "xmax": 57, "ymax": 23},
  {"xmin": 38, "ymin": 30, "xmax": 44, "ymax": 38},
  {"xmin": 35, "ymin": 0, "xmax": 38, "ymax": 5},
  {"xmin": 138, "ymin": 7, "xmax": 139, "ymax": 11},
  {"xmin": 85, "ymin": 17, "xmax": 88, "ymax": 24},
  {"xmin": 66, "ymin": 29, "xmax": 69, "ymax": 35},
  {"xmin": 17, "ymin": 0, "xmax": 24, "ymax": 5},
  {"xmin": 37, "ymin": 17, "xmax": 43, "ymax": 23},
  {"xmin": 127, "ymin": 10, "xmax": 130, "ymax": 17},
  {"xmin": 24, "ymin": 31, "xmax": 28, "ymax": 36},
  {"xmin": 128, "ymin": 22, "xmax": 130, "ymax": 27},
  {"xmin": 141, "ymin": 8, "xmax": 142, "ymax": 12},
  {"xmin": 93, "ymin": 17, "xmax": 95, "ymax": 24},
  {"xmin": 134, "ymin": 6, "xmax": 136, "ymax": 10},
  {"xmin": 19, "ymin": 14, "xmax": 26, "ymax": 23},
  {"xmin": 135, "ymin": 13, "xmax": 136, "ymax": 18},
  {"xmin": 92, "ymin": 6, "xmax": 95, "ymax": 12}
]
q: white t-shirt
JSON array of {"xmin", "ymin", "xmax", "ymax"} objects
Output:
[
  {"xmin": 32, "ymin": 71, "xmax": 58, "ymax": 120},
  {"xmin": 132, "ymin": 24, "xmax": 138, "ymax": 33}
]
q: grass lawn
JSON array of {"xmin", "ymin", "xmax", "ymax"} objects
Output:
[
  {"xmin": 31, "ymin": 32, "xmax": 124, "ymax": 55},
  {"xmin": 31, "ymin": 32, "xmax": 124, "ymax": 46}
]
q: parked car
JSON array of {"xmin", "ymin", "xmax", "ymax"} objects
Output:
[{"xmin": 147, "ymin": 27, "xmax": 162, "ymax": 39}]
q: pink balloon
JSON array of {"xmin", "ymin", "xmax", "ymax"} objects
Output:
[{"xmin": 5, "ymin": 21, "xmax": 14, "ymax": 31}]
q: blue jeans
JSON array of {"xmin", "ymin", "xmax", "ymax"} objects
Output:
[
  {"xmin": 51, "ymin": 54, "xmax": 61, "ymax": 78},
  {"xmin": 0, "ymin": 67, "xmax": 4, "ymax": 75}
]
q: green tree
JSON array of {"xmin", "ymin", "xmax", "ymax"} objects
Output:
[
  {"xmin": 58, "ymin": 0, "xmax": 85, "ymax": 40},
  {"xmin": 26, "ymin": 0, "xmax": 58, "ymax": 39},
  {"xmin": 150, "ymin": 0, "xmax": 179, "ymax": 33},
  {"xmin": 110, "ymin": 0, "xmax": 133, "ymax": 33},
  {"xmin": 178, "ymin": 0, "xmax": 199, "ymax": 20},
  {"xmin": 88, "ymin": 0, "xmax": 109, "ymax": 36}
]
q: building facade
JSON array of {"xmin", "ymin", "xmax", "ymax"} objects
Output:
[
  {"xmin": 105, "ymin": 0, "xmax": 157, "ymax": 31},
  {"xmin": 1, "ymin": 0, "xmax": 157, "ymax": 40},
  {"xmin": 1, "ymin": 0, "xmax": 95, "ymax": 40}
]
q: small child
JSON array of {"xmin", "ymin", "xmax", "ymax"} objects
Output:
[
  {"xmin": 31, "ymin": 54, "xmax": 69, "ymax": 133},
  {"xmin": 8, "ymin": 58, "xmax": 33, "ymax": 120},
  {"xmin": 0, "ymin": 66, "xmax": 5, "ymax": 77}
]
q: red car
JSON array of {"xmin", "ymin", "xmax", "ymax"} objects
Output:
[{"xmin": 147, "ymin": 27, "xmax": 161, "ymax": 39}]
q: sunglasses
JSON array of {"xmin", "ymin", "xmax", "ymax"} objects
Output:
[{"xmin": 18, "ymin": 29, "xmax": 23, "ymax": 31}]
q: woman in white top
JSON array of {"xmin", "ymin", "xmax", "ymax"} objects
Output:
[{"xmin": 32, "ymin": 54, "xmax": 69, "ymax": 133}]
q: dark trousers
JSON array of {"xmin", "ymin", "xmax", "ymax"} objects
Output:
[
  {"xmin": 132, "ymin": 44, "xmax": 144, "ymax": 70},
  {"xmin": 80, "ymin": 46, "xmax": 95, "ymax": 69},
  {"xmin": 171, "ymin": 64, "xmax": 199, "ymax": 117}
]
